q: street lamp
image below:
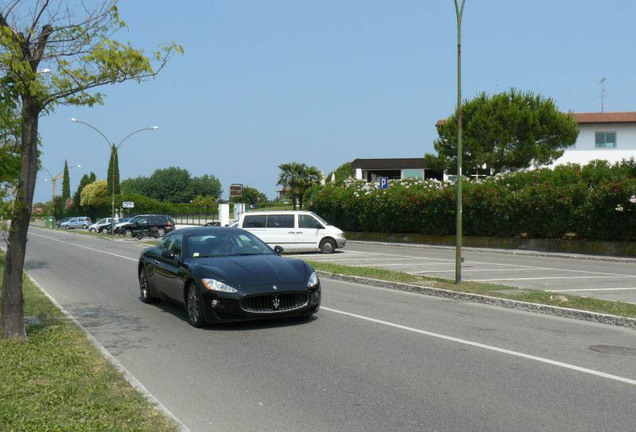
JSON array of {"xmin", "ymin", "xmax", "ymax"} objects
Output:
[
  {"xmin": 71, "ymin": 118, "xmax": 158, "ymax": 234},
  {"xmin": 40, "ymin": 164, "xmax": 82, "ymax": 201},
  {"xmin": 454, "ymin": 0, "xmax": 466, "ymax": 284}
]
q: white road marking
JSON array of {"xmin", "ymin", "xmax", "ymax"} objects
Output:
[
  {"xmin": 322, "ymin": 307, "xmax": 636, "ymax": 387},
  {"xmin": 31, "ymin": 232, "xmax": 138, "ymax": 262},
  {"xmin": 413, "ymin": 267, "xmax": 538, "ymax": 274},
  {"xmin": 472, "ymin": 275, "xmax": 634, "ymax": 282},
  {"xmin": 549, "ymin": 287, "xmax": 636, "ymax": 292},
  {"xmin": 346, "ymin": 248, "xmax": 636, "ymax": 278}
]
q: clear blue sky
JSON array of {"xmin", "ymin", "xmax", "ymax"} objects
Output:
[{"xmin": 35, "ymin": 0, "xmax": 636, "ymax": 203}]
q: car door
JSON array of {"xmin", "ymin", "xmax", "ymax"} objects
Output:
[
  {"xmin": 151, "ymin": 233, "xmax": 185, "ymax": 301},
  {"xmin": 296, "ymin": 214, "xmax": 325, "ymax": 251},
  {"xmin": 265, "ymin": 214, "xmax": 296, "ymax": 250}
]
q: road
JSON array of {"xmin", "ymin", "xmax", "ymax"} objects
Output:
[
  {"xmin": 300, "ymin": 241, "xmax": 636, "ymax": 304},
  {"xmin": 13, "ymin": 228, "xmax": 636, "ymax": 431}
]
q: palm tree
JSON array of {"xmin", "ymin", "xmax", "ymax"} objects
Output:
[{"xmin": 277, "ymin": 162, "xmax": 322, "ymax": 210}]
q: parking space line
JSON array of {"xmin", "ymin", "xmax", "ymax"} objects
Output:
[
  {"xmin": 472, "ymin": 275, "xmax": 636, "ymax": 282},
  {"xmin": 349, "ymin": 248, "xmax": 636, "ymax": 279},
  {"xmin": 413, "ymin": 268, "xmax": 539, "ymax": 274}
]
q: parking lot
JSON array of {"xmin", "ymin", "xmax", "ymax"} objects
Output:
[{"xmin": 299, "ymin": 241, "xmax": 636, "ymax": 304}]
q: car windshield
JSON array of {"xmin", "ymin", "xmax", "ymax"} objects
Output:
[{"xmin": 187, "ymin": 230, "xmax": 273, "ymax": 258}]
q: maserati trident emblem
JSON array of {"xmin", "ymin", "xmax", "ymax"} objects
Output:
[{"xmin": 272, "ymin": 296, "xmax": 280, "ymax": 310}]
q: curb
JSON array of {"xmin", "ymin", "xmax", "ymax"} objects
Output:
[
  {"xmin": 316, "ymin": 271, "xmax": 636, "ymax": 329},
  {"xmin": 26, "ymin": 274, "xmax": 191, "ymax": 432},
  {"xmin": 347, "ymin": 240, "xmax": 636, "ymax": 263}
]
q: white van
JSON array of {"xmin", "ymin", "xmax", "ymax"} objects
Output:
[{"xmin": 237, "ymin": 211, "xmax": 346, "ymax": 253}]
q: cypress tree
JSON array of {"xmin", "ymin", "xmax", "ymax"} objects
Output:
[
  {"xmin": 106, "ymin": 146, "xmax": 115, "ymax": 196},
  {"xmin": 61, "ymin": 160, "xmax": 71, "ymax": 201}
]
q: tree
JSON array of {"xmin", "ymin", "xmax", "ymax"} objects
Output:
[
  {"xmin": 191, "ymin": 174, "xmax": 222, "ymax": 200},
  {"xmin": 106, "ymin": 147, "xmax": 120, "ymax": 197},
  {"xmin": 148, "ymin": 167, "xmax": 193, "ymax": 203},
  {"xmin": 121, "ymin": 175, "xmax": 153, "ymax": 196},
  {"xmin": 277, "ymin": 162, "xmax": 322, "ymax": 210},
  {"xmin": 325, "ymin": 162, "xmax": 352, "ymax": 185},
  {"xmin": 80, "ymin": 180, "xmax": 108, "ymax": 207},
  {"xmin": 61, "ymin": 160, "xmax": 70, "ymax": 200},
  {"xmin": 433, "ymin": 89, "xmax": 579, "ymax": 175},
  {"xmin": 0, "ymin": 0, "xmax": 182, "ymax": 339}
]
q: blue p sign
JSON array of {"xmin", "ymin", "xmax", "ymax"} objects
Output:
[{"xmin": 379, "ymin": 177, "xmax": 389, "ymax": 189}]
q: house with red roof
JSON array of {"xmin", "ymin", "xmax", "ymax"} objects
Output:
[{"xmin": 549, "ymin": 112, "xmax": 636, "ymax": 166}]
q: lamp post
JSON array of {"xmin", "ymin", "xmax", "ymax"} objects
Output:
[
  {"xmin": 71, "ymin": 118, "xmax": 158, "ymax": 234},
  {"xmin": 40, "ymin": 164, "xmax": 82, "ymax": 201},
  {"xmin": 454, "ymin": 0, "xmax": 466, "ymax": 284}
]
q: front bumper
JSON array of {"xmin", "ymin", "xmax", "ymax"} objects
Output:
[
  {"xmin": 200, "ymin": 283, "xmax": 321, "ymax": 323},
  {"xmin": 336, "ymin": 237, "xmax": 347, "ymax": 248}
]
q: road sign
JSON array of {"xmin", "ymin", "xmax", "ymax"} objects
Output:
[
  {"xmin": 230, "ymin": 184, "xmax": 243, "ymax": 198},
  {"xmin": 379, "ymin": 177, "xmax": 389, "ymax": 189},
  {"xmin": 122, "ymin": 201, "xmax": 134, "ymax": 209}
]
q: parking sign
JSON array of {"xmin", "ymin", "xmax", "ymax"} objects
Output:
[{"xmin": 379, "ymin": 177, "xmax": 389, "ymax": 189}]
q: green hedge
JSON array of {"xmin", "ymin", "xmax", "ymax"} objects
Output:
[{"xmin": 306, "ymin": 160, "xmax": 636, "ymax": 242}]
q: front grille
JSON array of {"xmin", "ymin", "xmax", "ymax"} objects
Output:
[{"xmin": 241, "ymin": 292, "xmax": 309, "ymax": 313}]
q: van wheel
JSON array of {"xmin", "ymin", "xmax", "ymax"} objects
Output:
[{"xmin": 319, "ymin": 238, "xmax": 336, "ymax": 254}]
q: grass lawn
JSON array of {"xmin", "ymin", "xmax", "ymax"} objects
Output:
[
  {"xmin": 305, "ymin": 260, "xmax": 636, "ymax": 319},
  {"xmin": 0, "ymin": 255, "xmax": 179, "ymax": 432}
]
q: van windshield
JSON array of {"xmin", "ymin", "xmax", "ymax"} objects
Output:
[{"xmin": 310, "ymin": 212, "xmax": 330, "ymax": 226}]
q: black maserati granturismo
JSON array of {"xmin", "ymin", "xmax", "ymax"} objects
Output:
[{"xmin": 137, "ymin": 227, "xmax": 321, "ymax": 327}]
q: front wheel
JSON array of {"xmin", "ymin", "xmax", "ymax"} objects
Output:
[
  {"xmin": 319, "ymin": 238, "xmax": 336, "ymax": 254},
  {"xmin": 100, "ymin": 228, "xmax": 108, "ymax": 234},
  {"xmin": 123, "ymin": 229, "xmax": 132, "ymax": 237},
  {"xmin": 139, "ymin": 267, "xmax": 158, "ymax": 303},
  {"xmin": 89, "ymin": 228, "xmax": 96, "ymax": 233},
  {"xmin": 186, "ymin": 284, "xmax": 205, "ymax": 327}
]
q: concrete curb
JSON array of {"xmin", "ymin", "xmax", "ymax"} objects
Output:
[
  {"xmin": 317, "ymin": 271, "xmax": 636, "ymax": 329},
  {"xmin": 25, "ymin": 274, "xmax": 191, "ymax": 432},
  {"xmin": 347, "ymin": 240, "xmax": 636, "ymax": 263}
]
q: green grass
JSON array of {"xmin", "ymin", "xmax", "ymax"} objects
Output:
[
  {"xmin": 0, "ymin": 256, "xmax": 178, "ymax": 432},
  {"xmin": 305, "ymin": 260, "xmax": 636, "ymax": 319}
]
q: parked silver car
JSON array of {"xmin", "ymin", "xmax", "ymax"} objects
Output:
[
  {"xmin": 88, "ymin": 217, "xmax": 118, "ymax": 233},
  {"xmin": 60, "ymin": 216, "xmax": 92, "ymax": 229}
]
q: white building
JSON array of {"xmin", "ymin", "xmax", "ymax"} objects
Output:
[{"xmin": 551, "ymin": 112, "xmax": 636, "ymax": 166}]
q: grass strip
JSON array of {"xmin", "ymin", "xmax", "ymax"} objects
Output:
[
  {"xmin": 0, "ymin": 255, "xmax": 179, "ymax": 432},
  {"xmin": 305, "ymin": 260, "xmax": 636, "ymax": 319}
]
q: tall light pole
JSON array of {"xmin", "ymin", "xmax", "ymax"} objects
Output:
[
  {"xmin": 40, "ymin": 164, "xmax": 82, "ymax": 201},
  {"xmin": 71, "ymin": 118, "xmax": 158, "ymax": 234},
  {"xmin": 454, "ymin": 0, "xmax": 466, "ymax": 284}
]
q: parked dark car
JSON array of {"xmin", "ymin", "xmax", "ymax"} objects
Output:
[
  {"xmin": 137, "ymin": 227, "xmax": 321, "ymax": 327},
  {"xmin": 117, "ymin": 214, "xmax": 175, "ymax": 237}
]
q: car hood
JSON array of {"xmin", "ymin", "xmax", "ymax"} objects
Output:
[{"xmin": 192, "ymin": 255, "xmax": 308, "ymax": 287}]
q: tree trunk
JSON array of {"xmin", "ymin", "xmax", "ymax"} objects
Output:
[{"xmin": 1, "ymin": 99, "xmax": 40, "ymax": 340}]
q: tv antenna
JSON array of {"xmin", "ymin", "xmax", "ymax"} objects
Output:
[{"xmin": 599, "ymin": 77, "xmax": 606, "ymax": 112}]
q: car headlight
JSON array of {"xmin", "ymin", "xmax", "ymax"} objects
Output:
[
  {"xmin": 201, "ymin": 278, "xmax": 238, "ymax": 293},
  {"xmin": 307, "ymin": 271, "xmax": 319, "ymax": 288}
]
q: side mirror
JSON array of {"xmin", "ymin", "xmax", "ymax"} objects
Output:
[
  {"xmin": 161, "ymin": 250, "xmax": 175, "ymax": 260},
  {"xmin": 274, "ymin": 245, "xmax": 284, "ymax": 255}
]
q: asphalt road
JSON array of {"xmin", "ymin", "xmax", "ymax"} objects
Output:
[
  {"xmin": 300, "ymin": 241, "xmax": 636, "ymax": 304},
  {"xmin": 13, "ymin": 228, "xmax": 636, "ymax": 431}
]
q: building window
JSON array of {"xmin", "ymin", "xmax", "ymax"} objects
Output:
[
  {"xmin": 595, "ymin": 131, "xmax": 617, "ymax": 148},
  {"xmin": 402, "ymin": 169, "xmax": 424, "ymax": 179}
]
